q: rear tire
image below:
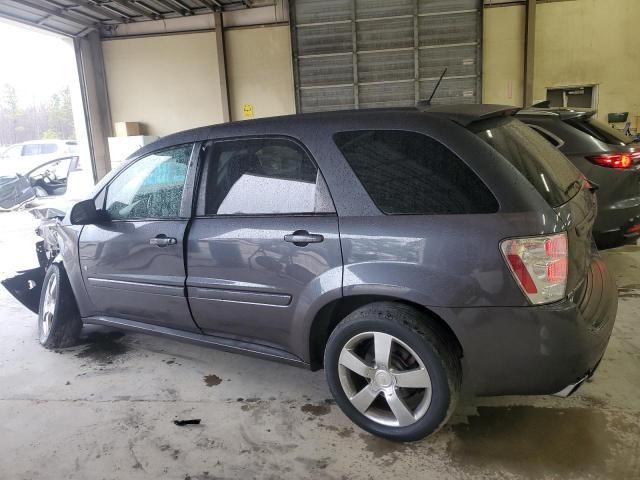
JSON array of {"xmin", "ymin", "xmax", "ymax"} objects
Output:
[
  {"xmin": 38, "ymin": 264, "xmax": 82, "ymax": 349},
  {"xmin": 324, "ymin": 302, "xmax": 461, "ymax": 442}
]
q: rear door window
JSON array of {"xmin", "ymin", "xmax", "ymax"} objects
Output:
[
  {"xmin": 202, "ymin": 138, "xmax": 335, "ymax": 216},
  {"xmin": 334, "ymin": 130, "xmax": 498, "ymax": 215},
  {"xmin": 474, "ymin": 117, "xmax": 582, "ymax": 207}
]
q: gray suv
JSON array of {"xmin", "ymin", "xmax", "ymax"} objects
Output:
[{"xmin": 3, "ymin": 105, "xmax": 618, "ymax": 442}]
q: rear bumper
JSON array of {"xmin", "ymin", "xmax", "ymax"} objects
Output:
[
  {"xmin": 435, "ymin": 255, "xmax": 618, "ymax": 397},
  {"xmin": 594, "ymin": 195, "xmax": 640, "ymax": 238}
]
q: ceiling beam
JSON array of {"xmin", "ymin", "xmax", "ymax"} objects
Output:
[
  {"xmin": 107, "ymin": 0, "xmax": 159, "ymax": 20},
  {"xmin": 67, "ymin": 0, "xmax": 132, "ymax": 23},
  {"xmin": 0, "ymin": 10, "xmax": 74, "ymax": 36},
  {"xmin": 40, "ymin": 0, "xmax": 103, "ymax": 22},
  {"xmin": 15, "ymin": 0, "xmax": 98, "ymax": 27},
  {"xmin": 194, "ymin": 0, "xmax": 221, "ymax": 11},
  {"xmin": 133, "ymin": 0, "xmax": 165, "ymax": 17},
  {"xmin": 166, "ymin": 0, "xmax": 196, "ymax": 15}
]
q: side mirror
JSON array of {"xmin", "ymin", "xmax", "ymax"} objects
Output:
[{"xmin": 69, "ymin": 199, "xmax": 109, "ymax": 225}]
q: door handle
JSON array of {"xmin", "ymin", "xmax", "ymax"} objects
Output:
[
  {"xmin": 284, "ymin": 230, "xmax": 324, "ymax": 247},
  {"xmin": 149, "ymin": 235, "xmax": 177, "ymax": 247}
]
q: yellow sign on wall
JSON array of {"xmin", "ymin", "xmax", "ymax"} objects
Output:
[{"xmin": 243, "ymin": 103, "xmax": 254, "ymax": 119}]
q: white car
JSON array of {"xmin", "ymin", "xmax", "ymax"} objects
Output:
[{"xmin": 0, "ymin": 140, "xmax": 78, "ymax": 175}]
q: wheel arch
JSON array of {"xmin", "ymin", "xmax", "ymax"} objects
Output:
[{"xmin": 308, "ymin": 295, "xmax": 464, "ymax": 371}]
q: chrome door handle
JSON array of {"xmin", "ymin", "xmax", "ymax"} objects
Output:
[
  {"xmin": 284, "ymin": 230, "xmax": 324, "ymax": 247},
  {"xmin": 150, "ymin": 235, "xmax": 177, "ymax": 247}
]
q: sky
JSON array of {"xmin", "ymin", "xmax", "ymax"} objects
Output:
[{"xmin": 0, "ymin": 20, "xmax": 76, "ymax": 108}]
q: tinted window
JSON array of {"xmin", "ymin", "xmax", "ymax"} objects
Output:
[
  {"xmin": 474, "ymin": 117, "xmax": 581, "ymax": 207},
  {"xmin": 22, "ymin": 144, "xmax": 42, "ymax": 156},
  {"xmin": 333, "ymin": 130, "xmax": 498, "ymax": 215},
  {"xmin": 105, "ymin": 145, "xmax": 191, "ymax": 220},
  {"xmin": 21, "ymin": 143, "xmax": 57, "ymax": 155},
  {"xmin": 203, "ymin": 138, "xmax": 334, "ymax": 215},
  {"xmin": 40, "ymin": 143, "xmax": 57, "ymax": 154},
  {"xmin": 568, "ymin": 117, "xmax": 634, "ymax": 146}
]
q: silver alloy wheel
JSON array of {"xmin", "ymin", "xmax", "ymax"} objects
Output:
[
  {"xmin": 338, "ymin": 331, "xmax": 432, "ymax": 427},
  {"xmin": 40, "ymin": 272, "xmax": 57, "ymax": 343}
]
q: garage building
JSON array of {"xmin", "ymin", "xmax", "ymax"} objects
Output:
[
  {"xmin": 0, "ymin": 0, "xmax": 637, "ymax": 182},
  {"xmin": 0, "ymin": 1, "xmax": 639, "ymax": 479}
]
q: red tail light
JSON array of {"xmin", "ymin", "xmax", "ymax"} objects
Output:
[
  {"xmin": 506, "ymin": 254, "xmax": 537, "ymax": 294},
  {"xmin": 501, "ymin": 233, "xmax": 568, "ymax": 304},
  {"xmin": 587, "ymin": 152, "xmax": 639, "ymax": 169}
]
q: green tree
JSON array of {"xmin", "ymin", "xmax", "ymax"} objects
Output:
[
  {"xmin": 46, "ymin": 87, "xmax": 74, "ymax": 139},
  {"xmin": 1, "ymin": 83, "xmax": 21, "ymax": 144}
]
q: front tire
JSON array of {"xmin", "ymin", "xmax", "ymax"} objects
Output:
[
  {"xmin": 324, "ymin": 302, "xmax": 461, "ymax": 442},
  {"xmin": 38, "ymin": 264, "xmax": 82, "ymax": 349}
]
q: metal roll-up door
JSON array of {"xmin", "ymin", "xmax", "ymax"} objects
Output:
[{"xmin": 291, "ymin": 0, "xmax": 482, "ymax": 113}]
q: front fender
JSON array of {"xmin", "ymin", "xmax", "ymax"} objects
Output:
[{"xmin": 55, "ymin": 223, "xmax": 95, "ymax": 317}]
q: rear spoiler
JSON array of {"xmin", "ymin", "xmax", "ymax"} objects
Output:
[
  {"xmin": 518, "ymin": 107, "xmax": 596, "ymax": 121},
  {"xmin": 419, "ymin": 104, "xmax": 521, "ymax": 127}
]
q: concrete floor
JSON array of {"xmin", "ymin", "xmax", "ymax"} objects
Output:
[{"xmin": 0, "ymin": 210, "xmax": 638, "ymax": 480}]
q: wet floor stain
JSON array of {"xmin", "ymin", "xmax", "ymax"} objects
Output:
[
  {"xmin": 159, "ymin": 444, "xmax": 181, "ymax": 460},
  {"xmin": 75, "ymin": 331, "xmax": 129, "ymax": 364},
  {"xmin": 301, "ymin": 402, "xmax": 331, "ymax": 417},
  {"xmin": 184, "ymin": 473, "xmax": 217, "ymax": 480},
  {"xmin": 358, "ymin": 432, "xmax": 423, "ymax": 464},
  {"xmin": 203, "ymin": 374, "xmax": 222, "ymax": 387},
  {"xmin": 448, "ymin": 406, "xmax": 614, "ymax": 478},
  {"xmin": 238, "ymin": 397, "xmax": 263, "ymax": 412},
  {"xmin": 319, "ymin": 423, "xmax": 354, "ymax": 438}
]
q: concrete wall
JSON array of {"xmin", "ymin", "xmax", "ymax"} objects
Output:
[
  {"xmin": 225, "ymin": 25, "xmax": 295, "ymax": 121},
  {"xmin": 484, "ymin": 0, "xmax": 640, "ymax": 127},
  {"xmin": 534, "ymin": 0, "xmax": 639, "ymax": 126},
  {"xmin": 482, "ymin": 5, "xmax": 525, "ymax": 107},
  {"xmin": 102, "ymin": 32, "xmax": 223, "ymax": 137}
]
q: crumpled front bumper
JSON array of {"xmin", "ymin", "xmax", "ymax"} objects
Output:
[
  {"xmin": 1, "ymin": 266, "xmax": 45, "ymax": 314},
  {"xmin": 1, "ymin": 240, "xmax": 51, "ymax": 313}
]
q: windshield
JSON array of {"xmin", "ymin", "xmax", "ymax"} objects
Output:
[
  {"xmin": 568, "ymin": 117, "xmax": 635, "ymax": 146},
  {"xmin": 473, "ymin": 117, "xmax": 582, "ymax": 208}
]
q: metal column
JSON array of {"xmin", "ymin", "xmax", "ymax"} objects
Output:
[
  {"xmin": 74, "ymin": 31, "xmax": 113, "ymax": 181},
  {"xmin": 214, "ymin": 11, "xmax": 231, "ymax": 122},
  {"xmin": 524, "ymin": 0, "xmax": 536, "ymax": 107}
]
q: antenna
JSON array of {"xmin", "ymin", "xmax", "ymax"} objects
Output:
[{"xmin": 418, "ymin": 67, "xmax": 447, "ymax": 108}]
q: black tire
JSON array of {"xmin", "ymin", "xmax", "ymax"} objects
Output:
[
  {"xmin": 324, "ymin": 302, "xmax": 461, "ymax": 442},
  {"xmin": 38, "ymin": 264, "xmax": 82, "ymax": 349}
]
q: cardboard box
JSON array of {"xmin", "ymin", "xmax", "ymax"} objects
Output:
[{"xmin": 114, "ymin": 122, "xmax": 142, "ymax": 137}]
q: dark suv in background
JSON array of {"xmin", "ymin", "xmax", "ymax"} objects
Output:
[
  {"xmin": 3, "ymin": 105, "xmax": 617, "ymax": 442},
  {"xmin": 517, "ymin": 107, "xmax": 640, "ymax": 246}
]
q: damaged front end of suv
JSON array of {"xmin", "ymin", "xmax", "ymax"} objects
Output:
[{"xmin": 1, "ymin": 207, "xmax": 66, "ymax": 313}]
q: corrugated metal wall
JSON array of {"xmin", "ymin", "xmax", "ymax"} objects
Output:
[{"xmin": 291, "ymin": 0, "xmax": 482, "ymax": 113}]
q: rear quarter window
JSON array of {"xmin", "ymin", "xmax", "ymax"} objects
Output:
[
  {"xmin": 333, "ymin": 130, "xmax": 498, "ymax": 215},
  {"xmin": 474, "ymin": 118, "xmax": 582, "ymax": 207}
]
